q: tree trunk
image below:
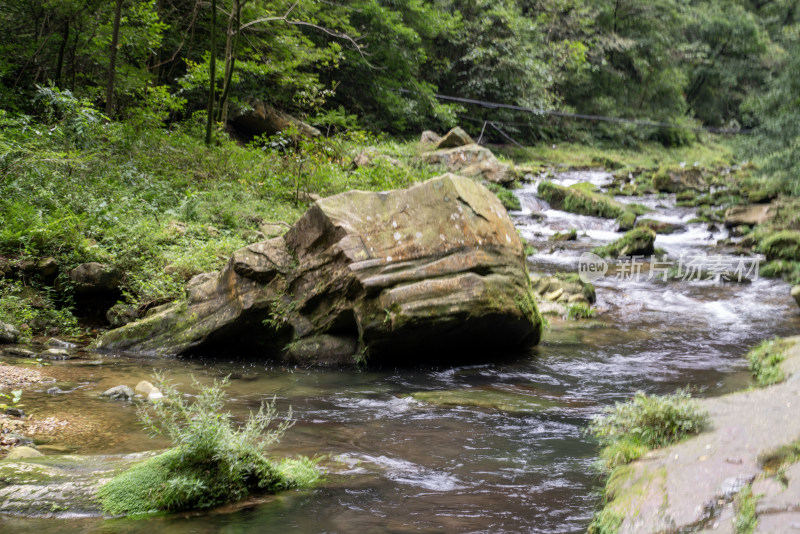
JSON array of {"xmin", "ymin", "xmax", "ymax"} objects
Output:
[
  {"xmin": 105, "ymin": 0, "xmax": 123, "ymax": 117},
  {"xmin": 55, "ymin": 19, "xmax": 70, "ymax": 87},
  {"xmin": 205, "ymin": 0, "xmax": 217, "ymax": 145},
  {"xmin": 217, "ymin": 0, "xmax": 240, "ymax": 124}
]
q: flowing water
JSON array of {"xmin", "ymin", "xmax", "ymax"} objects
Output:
[{"xmin": 2, "ymin": 170, "xmax": 799, "ymax": 533}]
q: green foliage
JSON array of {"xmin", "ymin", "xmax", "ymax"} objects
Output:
[
  {"xmin": 0, "ymin": 280, "xmax": 80, "ymax": 342},
  {"xmin": 486, "ymin": 183, "xmax": 521, "ymax": 211},
  {"xmin": 757, "ymin": 231, "xmax": 800, "ymax": 262},
  {"xmin": 0, "ymin": 389, "xmax": 22, "ymax": 411},
  {"xmin": 734, "ymin": 484, "xmax": 758, "ymax": 534},
  {"xmin": 747, "ymin": 338, "xmax": 790, "ymax": 387},
  {"xmin": 589, "ymin": 390, "xmax": 708, "ymax": 471},
  {"xmin": 99, "ymin": 374, "xmax": 320, "ymax": 516},
  {"xmin": 565, "ymin": 302, "xmax": 595, "ymax": 320}
]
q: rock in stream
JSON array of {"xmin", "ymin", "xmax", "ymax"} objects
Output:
[{"xmin": 93, "ymin": 174, "xmax": 542, "ymax": 365}]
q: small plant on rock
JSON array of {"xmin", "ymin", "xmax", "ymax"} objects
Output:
[
  {"xmin": 589, "ymin": 389, "xmax": 708, "ymax": 470},
  {"xmin": 98, "ymin": 373, "xmax": 320, "ymax": 516},
  {"xmin": 747, "ymin": 338, "xmax": 790, "ymax": 386}
]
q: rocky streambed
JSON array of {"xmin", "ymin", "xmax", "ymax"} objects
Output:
[{"xmin": 0, "ymin": 166, "xmax": 799, "ymax": 533}]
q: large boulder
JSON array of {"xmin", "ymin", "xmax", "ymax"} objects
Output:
[
  {"xmin": 724, "ymin": 203, "xmax": 776, "ymax": 228},
  {"xmin": 93, "ymin": 175, "xmax": 542, "ymax": 365},
  {"xmin": 229, "ymin": 99, "xmax": 320, "ymax": 139},
  {"xmin": 420, "ymin": 130, "xmax": 442, "ymax": 147},
  {"xmin": 423, "ymin": 144, "xmax": 513, "ymax": 184},
  {"xmin": 435, "ymin": 126, "xmax": 475, "ymax": 149},
  {"xmin": 792, "ymin": 285, "xmax": 800, "ymax": 308},
  {"xmin": 0, "ymin": 322, "xmax": 19, "ymax": 344},
  {"xmin": 68, "ymin": 263, "xmax": 122, "ymax": 295}
]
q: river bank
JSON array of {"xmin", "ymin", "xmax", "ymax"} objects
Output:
[{"xmin": 593, "ymin": 335, "xmax": 800, "ymax": 533}]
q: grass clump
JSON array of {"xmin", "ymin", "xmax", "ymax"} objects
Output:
[
  {"xmin": 734, "ymin": 484, "xmax": 758, "ymax": 534},
  {"xmin": 747, "ymin": 338, "xmax": 790, "ymax": 386},
  {"xmin": 758, "ymin": 231, "xmax": 800, "ymax": 262},
  {"xmin": 98, "ymin": 374, "xmax": 320, "ymax": 516},
  {"xmin": 587, "ymin": 507, "xmax": 624, "ymax": 534},
  {"xmin": 486, "ymin": 183, "xmax": 521, "ymax": 211},
  {"xmin": 589, "ymin": 390, "xmax": 709, "ymax": 471},
  {"xmin": 565, "ymin": 302, "xmax": 596, "ymax": 320}
]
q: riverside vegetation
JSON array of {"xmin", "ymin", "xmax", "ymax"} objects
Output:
[
  {"xmin": 98, "ymin": 374, "xmax": 319, "ymax": 516},
  {"xmin": 2, "ymin": 0, "xmax": 800, "ymax": 526}
]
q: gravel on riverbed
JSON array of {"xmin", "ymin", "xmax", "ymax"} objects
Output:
[{"xmin": 0, "ymin": 362, "xmax": 46, "ymax": 390}]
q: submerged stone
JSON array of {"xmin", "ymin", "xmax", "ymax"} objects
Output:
[
  {"xmin": 94, "ymin": 175, "xmax": 542, "ymax": 366},
  {"xmin": 0, "ymin": 452, "xmax": 155, "ymax": 517},
  {"xmin": 4, "ymin": 446, "xmax": 43, "ymax": 460},
  {"xmin": 100, "ymin": 385, "xmax": 134, "ymax": 401},
  {"xmin": 409, "ymin": 387, "xmax": 561, "ymax": 413}
]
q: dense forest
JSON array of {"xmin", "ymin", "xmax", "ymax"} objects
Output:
[
  {"xmin": 0, "ymin": 0, "xmax": 798, "ymax": 148},
  {"xmin": 1, "ymin": 0, "xmax": 799, "ymax": 331},
  {"xmin": 4, "ymin": 2, "xmax": 800, "ymax": 531}
]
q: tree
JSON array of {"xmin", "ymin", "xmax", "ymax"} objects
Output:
[{"xmin": 105, "ymin": 0, "xmax": 124, "ymax": 116}]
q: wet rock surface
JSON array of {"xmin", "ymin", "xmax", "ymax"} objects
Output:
[
  {"xmin": 94, "ymin": 174, "xmax": 541, "ymax": 365},
  {"xmin": 604, "ymin": 336, "xmax": 800, "ymax": 533},
  {"xmin": 0, "ymin": 452, "xmax": 156, "ymax": 517}
]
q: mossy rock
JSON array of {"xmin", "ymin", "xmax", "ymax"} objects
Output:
[
  {"xmin": 409, "ymin": 387, "xmax": 561, "ymax": 413},
  {"xmin": 593, "ymin": 228, "xmax": 656, "ymax": 259},
  {"xmin": 615, "ymin": 211, "xmax": 637, "ymax": 231},
  {"xmin": 550, "ymin": 229, "xmax": 577, "ymax": 242},
  {"xmin": 758, "ymin": 231, "xmax": 800, "ymax": 262},
  {"xmin": 537, "ymin": 181, "xmax": 625, "ymax": 219},
  {"xmin": 651, "ymin": 166, "xmax": 707, "ymax": 193},
  {"xmin": 634, "ymin": 218, "xmax": 684, "ymax": 235}
]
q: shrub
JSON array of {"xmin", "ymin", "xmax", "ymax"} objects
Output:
[
  {"xmin": 588, "ymin": 390, "xmax": 708, "ymax": 470},
  {"xmin": 0, "ymin": 280, "xmax": 81, "ymax": 342},
  {"xmin": 747, "ymin": 338, "xmax": 790, "ymax": 386},
  {"xmin": 98, "ymin": 374, "xmax": 320, "ymax": 516}
]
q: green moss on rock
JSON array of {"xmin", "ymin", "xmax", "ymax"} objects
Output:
[
  {"xmin": 593, "ymin": 228, "xmax": 656, "ymax": 259},
  {"xmin": 537, "ymin": 181, "xmax": 625, "ymax": 219}
]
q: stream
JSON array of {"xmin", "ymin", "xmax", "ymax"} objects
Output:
[{"xmin": 2, "ymin": 170, "xmax": 799, "ymax": 533}]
